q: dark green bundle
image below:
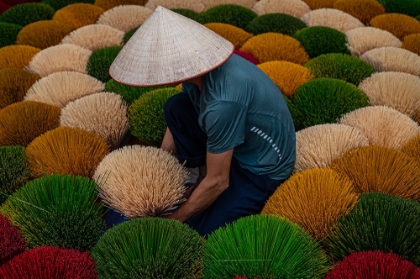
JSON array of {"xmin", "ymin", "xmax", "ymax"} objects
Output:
[
  {"xmin": 293, "ymin": 26, "xmax": 350, "ymax": 58},
  {"xmin": 289, "ymin": 78, "xmax": 369, "ymax": 130},
  {"xmin": 0, "ymin": 3, "xmax": 54, "ymax": 27},
  {"xmin": 92, "ymin": 217, "xmax": 205, "ymax": 279},
  {"xmin": 87, "ymin": 45, "xmax": 123, "ymax": 83},
  {"xmin": 0, "ymin": 146, "xmax": 30, "ymax": 205},
  {"xmin": 204, "ymin": 214, "xmax": 330, "ymax": 279},
  {"xmin": 245, "ymin": 13, "xmax": 307, "ymax": 36},
  {"xmin": 128, "ymin": 87, "xmax": 180, "ymax": 146},
  {"xmin": 304, "ymin": 53, "xmax": 375, "ymax": 85},
  {"xmin": 323, "ymin": 192, "xmax": 420, "ymax": 266},
  {"xmin": 0, "ymin": 174, "xmax": 105, "ymax": 251},
  {"xmin": 0, "ymin": 22, "xmax": 22, "ymax": 48},
  {"xmin": 106, "ymin": 79, "xmax": 168, "ymax": 105},
  {"xmin": 375, "ymin": 0, "xmax": 420, "ymax": 17},
  {"xmin": 201, "ymin": 4, "xmax": 257, "ymax": 29},
  {"xmin": 41, "ymin": 0, "xmax": 94, "ymax": 10},
  {"xmin": 172, "ymin": 8, "xmax": 205, "ymax": 24}
]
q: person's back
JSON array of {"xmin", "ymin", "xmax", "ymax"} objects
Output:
[{"xmin": 183, "ymin": 54, "xmax": 296, "ymax": 182}]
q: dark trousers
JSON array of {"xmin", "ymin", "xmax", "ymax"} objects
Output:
[{"xmin": 164, "ymin": 93, "xmax": 282, "ymax": 236}]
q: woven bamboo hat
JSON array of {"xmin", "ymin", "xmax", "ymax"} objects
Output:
[{"xmin": 109, "ymin": 6, "xmax": 235, "ymax": 87}]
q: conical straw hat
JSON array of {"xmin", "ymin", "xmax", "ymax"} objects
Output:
[{"xmin": 109, "ymin": 6, "xmax": 235, "ymax": 86}]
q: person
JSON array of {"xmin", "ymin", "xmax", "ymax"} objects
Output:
[{"xmin": 109, "ymin": 6, "xmax": 296, "ymax": 236}]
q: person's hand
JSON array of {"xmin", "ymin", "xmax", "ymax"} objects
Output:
[
  {"xmin": 160, "ymin": 209, "xmax": 180, "ymax": 221},
  {"xmin": 160, "ymin": 184, "xmax": 196, "ymax": 222}
]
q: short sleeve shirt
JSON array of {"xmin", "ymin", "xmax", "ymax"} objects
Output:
[{"xmin": 182, "ymin": 54, "xmax": 296, "ymax": 181}]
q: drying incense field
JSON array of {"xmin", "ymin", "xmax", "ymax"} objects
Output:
[{"xmin": 0, "ymin": 0, "xmax": 419, "ymax": 278}]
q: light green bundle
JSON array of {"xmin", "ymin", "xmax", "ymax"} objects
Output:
[
  {"xmin": 0, "ymin": 174, "xmax": 105, "ymax": 251},
  {"xmin": 92, "ymin": 217, "xmax": 205, "ymax": 279},
  {"xmin": 204, "ymin": 214, "xmax": 331, "ymax": 279}
]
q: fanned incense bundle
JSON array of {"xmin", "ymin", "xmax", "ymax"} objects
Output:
[
  {"xmin": 42, "ymin": 0, "xmax": 94, "ymax": 10},
  {"xmin": 52, "ymin": 3, "xmax": 104, "ymax": 29},
  {"xmin": 252, "ymin": 0, "xmax": 310, "ymax": 18},
  {"xmin": 257, "ymin": 60, "xmax": 314, "ymax": 98},
  {"xmin": 358, "ymin": 72, "xmax": 420, "ymax": 119},
  {"xmin": 0, "ymin": 101, "xmax": 60, "ymax": 147},
  {"xmin": 94, "ymin": 0, "xmax": 148, "ymax": 11},
  {"xmin": 301, "ymin": 0, "xmax": 336, "ymax": 9},
  {"xmin": 0, "ymin": 214, "xmax": 26, "ymax": 266},
  {"xmin": 290, "ymin": 78, "xmax": 369, "ymax": 129},
  {"xmin": 370, "ymin": 13, "xmax": 420, "ymax": 39},
  {"xmin": 304, "ymin": 53, "xmax": 374, "ymax": 85},
  {"xmin": 201, "ymin": 4, "xmax": 257, "ymax": 30},
  {"xmin": 16, "ymin": 20, "xmax": 75, "ymax": 50},
  {"xmin": 339, "ymin": 106, "xmax": 420, "ymax": 150},
  {"xmin": 333, "ymin": 0, "xmax": 385, "ymax": 25},
  {"xmin": 326, "ymin": 251, "xmax": 420, "ymax": 279},
  {"xmin": 293, "ymin": 26, "xmax": 350, "ymax": 59},
  {"xmin": 0, "ymin": 22, "xmax": 21, "ymax": 48},
  {"xmin": 86, "ymin": 45, "xmax": 122, "ymax": 82},
  {"xmin": 262, "ymin": 168, "xmax": 359, "ymax": 241},
  {"xmin": 0, "ymin": 146, "xmax": 30, "ymax": 205},
  {"xmin": 202, "ymin": 0, "xmax": 257, "ymax": 9},
  {"xmin": 375, "ymin": 0, "xmax": 420, "ymax": 17},
  {"xmin": 0, "ymin": 246, "xmax": 97, "ymax": 279},
  {"xmin": 145, "ymin": 0, "xmax": 206, "ymax": 13},
  {"xmin": 60, "ymin": 92, "xmax": 129, "ymax": 149},
  {"xmin": 0, "ymin": 68, "xmax": 40, "ymax": 109},
  {"xmin": 204, "ymin": 23, "xmax": 252, "ymax": 49},
  {"xmin": 401, "ymin": 135, "xmax": 420, "ymax": 164},
  {"xmin": 105, "ymin": 79, "xmax": 168, "ymax": 105},
  {"xmin": 240, "ymin": 32, "xmax": 309, "ymax": 64},
  {"xmin": 301, "ymin": 8, "xmax": 364, "ymax": 33},
  {"xmin": 172, "ymin": 8, "xmax": 205, "ymax": 24},
  {"xmin": 294, "ymin": 124, "xmax": 369, "ymax": 172},
  {"xmin": 245, "ymin": 13, "xmax": 307, "ymax": 36},
  {"xmin": 360, "ymin": 47, "xmax": 420, "ymax": 76},
  {"xmin": 25, "ymin": 71, "xmax": 105, "ymax": 108},
  {"xmin": 0, "ymin": 3, "xmax": 55, "ymax": 27},
  {"xmin": 402, "ymin": 33, "xmax": 420, "ymax": 56},
  {"xmin": 323, "ymin": 193, "xmax": 420, "ymax": 266},
  {"xmin": 92, "ymin": 218, "xmax": 204, "ymax": 279},
  {"xmin": 331, "ymin": 145, "xmax": 420, "ymax": 200},
  {"xmin": 128, "ymin": 87, "xmax": 180, "ymax": 146},
  {"xmin": 345, "ymin": 27, "xmax": 402, "ymax": 57},
  {"xmin": 233, "ymin": 49, "xmax": 259, "ymax": 64},
  {"xmin": 93, "ymin": 145, "xmax": 189, "ymax": 217},
  {"xmin": 0, "ymin": 45, "xmax": 40, "ymax": 70},
  {"xmin": 0, "ymin": 174, "xmax": 105, "ymax": 251},
  {"xmin": 61, "ymin": 24, "xmax": 125, "ymax": 51},
  {"xmin": 26, "ymin": 43, "xmax": 92, "ymax": 77},
  {"xmin": 25, "ymin": 126, "xmax": 110, "ymax": 178},
  {"xmin": 204, "ymin": 214, "xmax": 330, "ymax": 278},
  {"xmin": 96, "ymin": 5, "xmax": 153, "ymax": 32}
]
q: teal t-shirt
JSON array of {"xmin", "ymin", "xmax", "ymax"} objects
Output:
[{"xmin": 182, "ymin": 54, "xmax": 296, "ymax": 181}]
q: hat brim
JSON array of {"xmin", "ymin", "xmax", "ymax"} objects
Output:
[{"xmin": 108, "ymin": 6, "xmax": 235, "ymax": 87}]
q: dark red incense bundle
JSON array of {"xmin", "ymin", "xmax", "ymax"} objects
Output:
[
  {"xmin": 0, "ymin": 246, "xmax": 97, "ymax": 279},
  {"xmin": 326, "ymin": 251, "xmax": 420, "ymax": 279},
  {"xmin": 0, "ymin": 214, "xmax": 26, "ymax": 266}
]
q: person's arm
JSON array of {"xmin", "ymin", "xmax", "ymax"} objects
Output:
[
  {"xmin": 161, "ymin": 127, "xmax": 176, "ymax": 155},
  {"xmin": 164, "ymin": 149, "xmax": 233, "ymax": 223}
]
